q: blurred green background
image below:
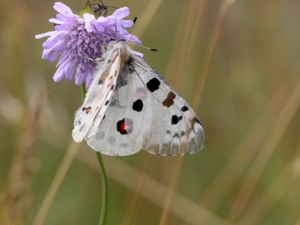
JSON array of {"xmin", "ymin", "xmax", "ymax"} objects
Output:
[{"xmin": 1, "ymin": 0, "xmax": 300, "ymax": 225}]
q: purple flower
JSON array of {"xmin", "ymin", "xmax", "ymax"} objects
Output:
[{"xmin": 35, "ymin": 2, "xmax": 141, "ymax": 87}]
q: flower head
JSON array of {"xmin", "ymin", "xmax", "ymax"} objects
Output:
[{"xmin": 36, "ymin": 2, "xmax": 141, "ymax": 87}]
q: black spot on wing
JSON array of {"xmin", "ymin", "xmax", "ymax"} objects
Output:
[
  {"xmin": 181, "ymin": 105, "xmax": 189, "ymax": 112},
  {"xmin": 173, "ymin": 133, "xmax": 180, "ymax": 138},
  {"xmin": 146, "ymin": 77, "xmax": 160, "ymax": 92},
  {"xmin": 82, "ymin": 106, "xmax": 92, "ymax": 114},
  {"xmin": 132, "ymin": 99, "xmax": 143, "ymax": 112},
  {"xmin": 171, "ymin": 115, "xmax": 183, "ymax": 125}
]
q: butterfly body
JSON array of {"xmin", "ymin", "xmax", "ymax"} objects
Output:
[{"xmin": 73, "ymin": 42, "xmax": 205, "ymax": 156}]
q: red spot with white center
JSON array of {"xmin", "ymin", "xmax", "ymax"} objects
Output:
[{"xmin": 117, "ymin": 118, "xmax": 133, "ymax": 135}]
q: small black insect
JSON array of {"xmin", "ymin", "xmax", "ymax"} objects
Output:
[{"xmin": 88, "ymin": 0, "xmax": 118, "ymax": 16}]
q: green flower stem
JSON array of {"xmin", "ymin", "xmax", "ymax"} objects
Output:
[
  {"xmin": 96, "ymin": 152, "xmax": 108, "ymax": 225},
  {"xmin": 81, "ymin": 84, "xmax": 87, "ymax": 97},
  {"xmin": 81, "ymin": 84, "xmax": 108, "ymax": 225}
]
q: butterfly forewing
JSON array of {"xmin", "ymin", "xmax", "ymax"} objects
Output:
[{"xmin": 72, "ymin": 47, "xmax": 122, "ymax": 142}]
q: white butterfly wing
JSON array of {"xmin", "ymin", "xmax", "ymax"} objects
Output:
[
  {"xmin": 72, "ymin": 47, "xmax": 122, "ymax": 142},
  {"xmin": 86, "ymin": 55, "xmax": 205, "ymax": 156},
  {"xmin": 132, "ymin": 56, "xmax": 205, "ymax": 156}
]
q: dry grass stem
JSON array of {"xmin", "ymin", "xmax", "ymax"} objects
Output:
[
  {"xmin": 158, "ymin": 158, "xmax": 184, "ymax": 225},
  {"xmin": 0, "ymin": 90, "xmax": 46, "ymax": 225},
  {"xmin": 166, "ymin": 0, "xmax": 206, "ymax": 87},
  {"xmin": 237, "ymin": 160, "xmax": 299, "ymax": 225},
  {"xmin": 32, "ymin": 142, "xmax": 81, "ymax": 225},
  {"xmin": 201, "ymin": 82, "xmax": 290, "ymax": 209},
  {"xmin": 192, "ymin": 0, "xmax": 236, "ymax": 110},
  {"xmin": 131, "ymin": 0, "xmax": 163, "ymax": 37},
  {"xmin": 293, "ymin": 157, "xmax": 300, "ymax": 225},
  {"xmin": 165, "ymin": 0, "xmax": 193, "ymax": 82},
  {"xmin": 228, "ymin": 80, "xmax": 300, "ymax": 221},
  {"xmin": 120, "ymin": 155, "xmax": 151, "ymax": 225},
  {"xmin": 158, "ymin": 1, "xmax": 207, "ymax": 224},
  {"xmin": 174, "ymin": 0, "xmax": 207, "ymax": 89},
  {"xmin": 159, "ymin": 0, "xmax": 234, "ymax": 223}
]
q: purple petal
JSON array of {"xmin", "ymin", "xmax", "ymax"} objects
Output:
[
  {"xmin": 53, "ymin": 2, "xmax": 73, "ymax": 15},
  {"xmin": 94, "ymin": 17, "xmax": 107, "ymax": 32},
  {"xmin": 49, "ymin": 18, "xmax": 64, "ymax": 25},
  {"xmin": 35, "ymin": 31, "xmax": 55, "ymax": 39},
  {"xmin": 53, "ymin": 64, "xmax": 66, "ymax": 82},
  {"xmin": 120, "ymin": 20, "xmax": 133, "ymax": 28},
  {"xmin": 58, "ymin": 56, "xmax": 76, "ymax": 80},
  {"xmin": 56, "ymin": 13, "xmax": 81, "ymax": 24},
  {"xmin": 85, "ymin": 72, "xmax": 94, "ymax": 88},
  {"xmin": 83, "ymin": 13, "xmax": 96, "ymax": 33},
  {"xmin": 124, "ymin": 34, "xmax": 142, "ymax": 44},
  {"xmin": 42, "ymin": 48, "xmax": 60, "ymax": 62},
  {"xmin": 64, "ymin": 63, "xmax": 76, "ymax": 80},
  {"xmin": 44, "ymin": 39, "xmax": 65, "ymax": 54},
  {"xmin": 116, "ymin": 27, "xmax": 130, "ymax": 36},
  {"xmin": 56, "ymin": 52, "xmax": 70, "ymax": 67},
  {"xmin": 75, "ymin": 64, "xmax": 86, "ymax": 85},
  {"xmin": 94, "ymin": 23, "xmax": 105, "ymax": 32},
  {"xmin": 112, "ymin": 7, "xmax": 130, "ymax": 19},
  {"xmin": 54, "ymin": 21, "xmax": 78, "ymax": 31},
  {"xmin": 104, "ymin": 16, "xmax": 117, "ymax": 26},
  {"xmin": 42, "ymin": 31, "xmax": 67, "ymax": 49}
]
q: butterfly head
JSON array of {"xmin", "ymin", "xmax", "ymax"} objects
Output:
[{"xmin": 106, "ymin": 41, "xmax": 131, "ymax": 58}]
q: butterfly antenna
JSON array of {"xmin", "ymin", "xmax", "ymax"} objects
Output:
[
  {"xmin": 139, "ymin": 45, "xmax": 158, "ymax": 52},
  {"xmin": 119, "ymin": 16, "xmax": 157, "ymax": 52},
  {"xmin": 126, "ymin": 40, "xmax": 158, "ymax": 52}
]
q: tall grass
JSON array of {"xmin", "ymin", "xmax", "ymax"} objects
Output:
[{"xmin": 32, "ymin": 142, "xmax": 80, "ymax": 225}]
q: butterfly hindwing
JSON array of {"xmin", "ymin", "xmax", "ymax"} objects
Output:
[
  {"xmin": 131, "ymin": 56, "xmax": 205, "ymax": 155},
  {"xmin": 72, "ymin": 47, "xmax": 121, "ymax": 142}
]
